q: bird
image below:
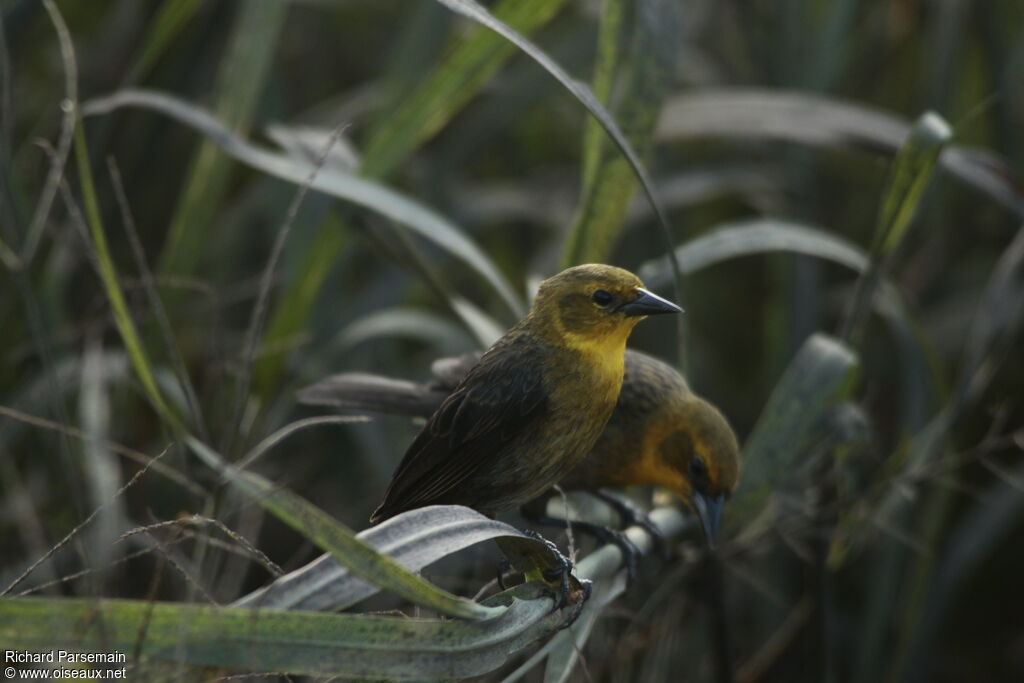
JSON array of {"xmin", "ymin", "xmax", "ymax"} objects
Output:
[
  {"xmin": 556, "ymin": 349, "xmax": 740, "ymax": 546},
  {"xmin": 301, "ymin": 342, "xmax": 740, "ymax": 548},
  {"xmin": 365, "ymin": 264, "xmax": 682, "ymax": 526}
]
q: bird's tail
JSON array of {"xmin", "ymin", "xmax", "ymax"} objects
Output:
[
  {"xmin": 297, "ymin": 352, "xmax": 482, "ymax": 418},
  {"xmin": 296, "ymin": 373, "xmax": 446, "ymax": 418}
]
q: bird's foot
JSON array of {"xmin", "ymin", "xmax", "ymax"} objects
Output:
[
  {"xmin": 520, "ymin": 529, "xmax": 584, "ymax": 609},
  {"xmin": 567, "ymin": 520, "xmax": 643, "ymax": 585},
  {"xmin": 520, "ymin": 506, "xmax": 645, "ymax": 584},
  {"xmin": 593, "ymin": 489, "xmax": 671, "ymax": 561}
]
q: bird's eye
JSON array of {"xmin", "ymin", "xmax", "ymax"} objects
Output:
[
  {"xmin": 689, "ymin": 458, "xmax": 707, "ymax": 479},
  {"xmin": 592, "ymin": 289, "xmax": 613, "ymax": 306}
]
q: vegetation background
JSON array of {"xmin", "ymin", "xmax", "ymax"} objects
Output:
[{"xmin": 1, "ymin": 0, "xmax": 1022, "ymax": 681}]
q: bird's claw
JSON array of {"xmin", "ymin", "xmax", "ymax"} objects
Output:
[
  {"xmin": 595, "ymin": 489, "xmax": 671, "ymax": 561},
  {"xmin": 521, "ymin": 529, "xmax": 581, "ymax": 609},
  {"xmin": 574, "ymin": 523, "xmax": 642, "ymax": 585}
]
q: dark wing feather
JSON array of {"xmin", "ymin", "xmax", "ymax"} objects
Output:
[{"xmin": 370, "ymin": 337, "xmax": 548, "ymax": 521}]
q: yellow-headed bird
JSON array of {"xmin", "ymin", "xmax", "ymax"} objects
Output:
[
  {"xmin": 560, "ymin": 350, "xmax": 739, "ymax": 543},
  {"xmin": 367, "ymin": 264, "xmax": 681, "ymax": 524},
  {"xmin": 302, "ymin": 343, "xmax": 739, "ymax": 545}
]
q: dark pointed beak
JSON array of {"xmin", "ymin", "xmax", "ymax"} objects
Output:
[
  {"xmin": 619, "ymin": 288, "xmax": 683, "ymax": 317},
  {"xmin": 692, "ymin": 492, "xmax": 725, "ymax": 549}
]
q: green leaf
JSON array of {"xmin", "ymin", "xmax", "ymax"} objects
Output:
[
  {"xmin": 235, "ymin": 505, "xmax": 560, "ymax": 613},
  {"xmin": 185, "ymin": 436, "xmax": 504, "ymax": 620},
  {"xmin": 562, "ymin": 0, "xmax": 678, "ymax": 267},
  {"xmin": 639, "ymin": 217, "xmax": 939, "ymax": 437},
  {"xmin": 433, "ymin": 0, "xmax": 684, "ymax": 295},
  {"xmin": 638, "ymin": 218, "xmax": 868, "ymax": 285},
  {"xmin": 0, "ymin": 583, "xmax": 576, "ymax": 679},
  {"xmin": 731, "ymin": 334, "xmax": 859, "ymax": 520},
  {"xmin": 841, "ymin": 112, "xmax": 951, "ymax": 346},
  {"xmin": 124, "ymin": 0, "xmax": 205, "ymax": 85},
  {"xmin": 656, "ymin": 89, "xmax": 1022, "ymax": 217},
  {"xmin": 362, "ymin": 0, "xmax": 570, "ymax": 180},
  {"xmin": 82, "ymin": 89, "xmax": 524, "ymax": 317},
  {"xmin": 504, "ymin": 505, "xmax": 696, "ymax": 682},
  {"xmin": 332, "ymin": 306, "xmax": 477, "ymax": 354},
  {"xmin": 873, "ymin": 112, "xmax": 952, "ymax": 255}
]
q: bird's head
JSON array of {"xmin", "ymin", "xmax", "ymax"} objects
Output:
[
  {"xmin": 531, "ymin": 264, "xmax": 681, "ymax": 351},
  {"xmin": 652, "ymin": 397, "xmax": 741, "ymax": 547}
]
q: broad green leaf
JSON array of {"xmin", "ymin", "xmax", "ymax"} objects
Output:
[
  {"xmin": 82, "ymin": 89, "xmax": 524, "ymax": 317},
  {"xmin": 637, "ymin": 219, "xmax": 937, "ymax": 432},
  {"xmin": 0, "ymin": 583, "xmax": 576, "ymax": 679},
  {"xmin": 185, "ymin": 436, "xmax": 504, "ymax": 620},
  {"xmin": 731, "ymin": 334, "xmax": 859, "ymax": 520},
  {"xmin": 235, "ymin": 505, "xmax": 558, "ymax": 613},
  {"xmin": 656, "ymin": 89, "xmax": 1022, "ymax": 217},
  {"xmin": 638, "ymin": 219, "xmax": 868, "ymax": 285}
]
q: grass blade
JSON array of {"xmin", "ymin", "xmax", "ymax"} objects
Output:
[
  {"xmin": 158, "ymin": 0, "xmax": 287, "ymax": 278},
  {"xmin": 21, "ymin": 0, "xmax": 76, "ymax": 267},
  {"xmin": 638, "ymin": 218, "xmax": 868, "ymax": 285},
  {"xmin": 124, "ymin": 0, "xmax": 204, "ymax": 85},
  {"xmin": 363, "ymin": 0, "xmax": 569, "ymax": 180},
  {"xmin": 83, "ymin": 89, "xmax": 524, "ymax": 317},
  {"xmin": 433, "ymin": 0, "xmax": 685, "ymax": 317},
  {"xmin": 657, "ymin": 89, "xmax": 1023, "ymax": 217},
  {"xmin": 186, "ymin": 436, "xmax": 505, "ymax": 620},
  {"xmin": 840, "ymin": 112, "xmax": 952, "ymax": 346},
  {"xmin": 73, "ymin": 121, "xmax": 177, "ymax": 429},
  {"xmin": 77, "ymin": 338, "xmax": 123, "ymax": 576},
  {"xmin": 562, "ymin": 0, "xmax": 678, "ymax": 267},
  {"xmin": 332, "ymin": 306, "xmax": 476, "ymax": 353}
]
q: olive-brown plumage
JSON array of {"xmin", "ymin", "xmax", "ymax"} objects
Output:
[
  {"xmin": 561, "ymin": 351, "xmax": 740, "ymax": 541},
  {"xmin": 303, "ymin": 350, "xmax": 740, "ymax": 541},
  {"xmin": 367, "ymin": 264, "xmax": 681, "ymax": 523}
]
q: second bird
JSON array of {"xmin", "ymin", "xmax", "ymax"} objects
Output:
[{"xmin": 368, "ymin": 264, "xmax": 681, "ymax": 523}]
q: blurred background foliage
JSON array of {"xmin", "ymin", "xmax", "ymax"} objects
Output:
[{"xmin": 1, "ymin": 0, "xmax": 1023, "ymax": 681}]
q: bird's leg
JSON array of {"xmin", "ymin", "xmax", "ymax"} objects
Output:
[
  {"xmin": 496, "ymin": 556, "xmax": 513, "ymax": 591},
  {"xmin": 520, "ymin": 498, "xmax": 643, "ymax": 584},
  {"xmin": 592, "ymin": 489, "xmax": 671, "ymax": 561},
  {"xmin": 520, "ymin": 529, "xmax": 572, "ymax": 606}
]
